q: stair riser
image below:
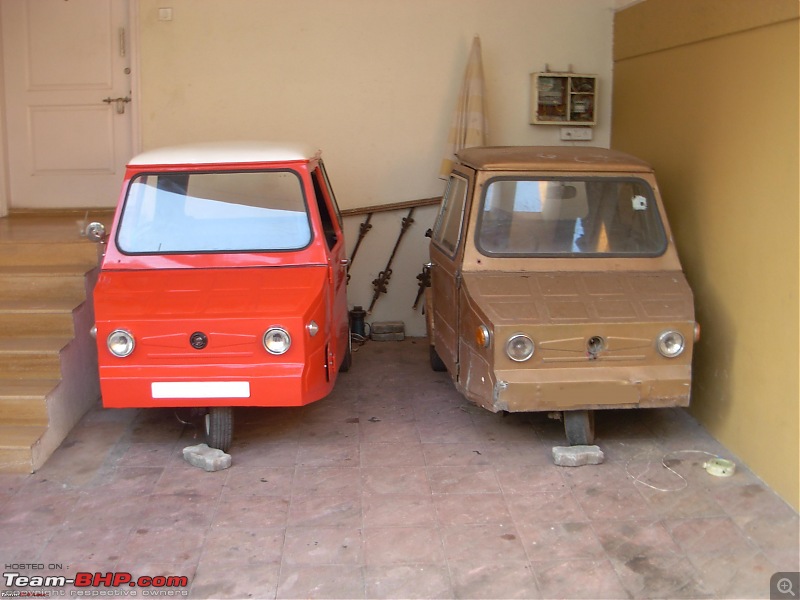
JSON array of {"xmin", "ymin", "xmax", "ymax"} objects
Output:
[
  {"xmin": 0, "ymin": 448, "xmax": 33, "ymax": 473},
  {"xmin": 0, "ymin": 242, "xmax": 99, "ymax": 267},
  {"xmin": 0, "ymin": 313, "xmax": 76, "ymax": 337},
  {"xmin": 0, "ymin": 356, "xmax": 62, "ymax": 379},
  {"xmin": 0, "ymin": 397, "xmax": 48, "ymax": 425},
  {"xmin": 0, "ymin": 276, "xmax": 88, "ymax": 302}
]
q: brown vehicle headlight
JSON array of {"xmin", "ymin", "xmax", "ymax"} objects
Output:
[
  {"xmin": 263, "ymin": 327, "xmax": 291, "ymax": 355},
  {"xmin": 506, "ymin": 334, "xmax": 534, "ymax": 362},
  {"xmin": 657, "ymin": 330, "xmax": 685, "ymax": 358},
  {"xmin": 107, "ymin": 329, "xmax": 135, "ymax": 357}
]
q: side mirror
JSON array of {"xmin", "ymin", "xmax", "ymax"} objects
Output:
[{"xmin": 85, "ymin": 221, "xmax": 107, "ymax": 243}]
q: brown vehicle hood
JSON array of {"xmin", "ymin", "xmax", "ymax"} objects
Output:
[{"xmin": 462, "ymin": 271, "xmax": 694, "ymax": 326}]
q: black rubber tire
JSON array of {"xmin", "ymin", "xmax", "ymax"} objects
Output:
[
  {"xmin": 564, "ymin": 410, "xmax": 595, "ymax": 446},
  {"xmin": 204, "ymin": 407, "xmax": 233, "ymax": 452},
  {"xmin": 339, "ymin": 333, "xmax": 353, "ymax": 373},
  {"xmin": 429, "ymin": 345, "xmax": 447, "ymax": 372}
]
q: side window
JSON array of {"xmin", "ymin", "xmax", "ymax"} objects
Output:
[
  {"xmin": 312, "ymin": 166, "xmax": 338, "ymax": 250},
  {"xmin": 432, "ymin": 174, "xmax": 468, "ymax": 257},
  {"xmin": 318, "ymin": 162, "xmax": 343, "ymax": 229}
]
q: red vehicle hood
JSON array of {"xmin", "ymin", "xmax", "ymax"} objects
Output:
[{"xmin": 94, "ymin": 265, "xmax": 328, "ymax": 321}]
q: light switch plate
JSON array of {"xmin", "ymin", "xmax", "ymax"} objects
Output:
[{"xmin": 560, "ymin": 127, "xmax": 593, "ymax": 141}]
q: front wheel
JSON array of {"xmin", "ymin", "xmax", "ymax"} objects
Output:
[
  {"xmin": 564, "ymin": 410, "xmax": 595, "ymax": 446},
  {"xmin": 339, "ymin": 333, "xmax": 353, "ymax": 373},
  {"xmin": 429, "ymin": 345, "xmax": 447, "ymax": 372},
  {"xmin": 204, "ymin": 407, "xmax": 233, "ymax": 452}
]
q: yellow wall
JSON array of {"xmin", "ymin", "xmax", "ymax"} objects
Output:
[
  {"xmin": 612, "ymin": 0, "xmax": 800, "ymax": 509},
  {"xmin": 135, "ymin": 0, "xmax": 616, "ymax": 334}
]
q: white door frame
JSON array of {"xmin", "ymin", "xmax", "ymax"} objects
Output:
[{"xmin": 0, "ymin": 0, "xmax": 141, "ymax": 216}]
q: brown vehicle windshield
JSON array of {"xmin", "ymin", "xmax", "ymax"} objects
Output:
[{"xmin": 476, "ymin": 177, "xmax": 667, "ymax": 257}]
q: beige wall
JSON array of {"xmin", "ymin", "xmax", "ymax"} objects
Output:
[
  {"xmin": 612, "ymin": 0, "xmax": 800, "ymax": 509},
  {"xmin": 136, "ymin": 0, "xmax": 616, "ymax": 334}
]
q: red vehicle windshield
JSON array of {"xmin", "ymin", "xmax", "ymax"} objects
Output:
[{"xmin": 116, "ymin": 170, "xmax": 312, "ymax": 254}]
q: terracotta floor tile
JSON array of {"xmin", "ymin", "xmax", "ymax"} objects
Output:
[
  {"xmin": 666, "ymin": 516, "xmax": 756, "ymax": 554},
  {"xmin": 362, "ymin": 494, "xmax": 437, "ymax": 527},
  {"xmin": 282, "ymin": 527, "xmax": 363, "ymax": 565},
  {"xmin": 448, "ymin": 560, "xmax": 540, "ymax": 599},
  {"xmin": 506, "ymin": 489, "xmax": 587, "ymax": 524},
  {"xmin": 421, "ymin": 443, "xmax": 491, "ymax": 467},
  {"xmin": 363, "ymin": 527, "xmax": 445, "ymax": 565},
  {"xmin": 610, "ymin": 554, "xmax": 712, "ymax": 599},
  {"xmin": 574, "ymin": 485, "xmax": 656, "ymax": 521},
  {"xmin": 518, "ymin": 521, "xmax": 605, "ymax": 561},
  {"xmin": 592, "ymin": 519, "xmax": 683, "ymax": 561},
  {"xmin": 533, "ymin": 558, "xmax": 628, "ymax": 599},
  {"xmin": 494, "ymin": 464, "xmax": 567, "ymax": 494},
  {"xmin": 360, "ymin": 442, "xmax": 426, "ymax": 467},
  {"xmin": 201, "ymin": 526, "xmax": 284, "ymax": 564},
  {"xmin": 122, "ymin": 525, "xmax": 206, "ymax": 569},
  {"xmin": 687, "ymin": 548, "xmax": 778, "ymax": 598},
  {"xmin": 154, "ymin": 464, "xmax": 229, "ymax": 496},
  {"xmin": 364, "ymin": 564, "xmax": 453, "ymax": 599},
  {"xmin": 211, "ymin": 494, "xmax": 290, "ymax": 529},
  {"xmin": 191, "ymin": 561, "xmax": 279, "ymax": 599},
  {"xmin": 360, "ymin": 420, "xmax": 420, "ymax": 444},
  {"xmin": 441, "ymin": 523, "xmax": 527, "ymax": 562},
  {"xmin": 427, "ymin": 466, "xmax": 500, "ymax": 495},
  {"xmin": 39, "ymin": 524, "xmax": 132, "ymax": 564},
  {"xmin": 228, "ymin": 440, "xmax": 299, "ymax": 467},
  {"xmin": 224, "ymin": 466, "xmax": 294, "ymax": 496},
  {"xmin": 361, "ymin": 466, "xmax": 430, "ymax": 495},
  {"xmin": 288, "ymin": 494, "xmax": 362, "ymax": 528},
  {"xmin": 277, "ymin": 564, "xmax": 365, "ymax": 599},
  {"xmin": 296, "ymin": 442, "xmax": 360, "ymax": 467},
  {"xmin": 292, "ymin": 466, "xmax": 361, "ymax": 498},
  {"xmin": 432, "ymin": 492, "xmax": 513, "ymax": 526}
]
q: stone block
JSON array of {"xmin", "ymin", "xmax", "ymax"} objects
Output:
[
  {"xmin": 183, "ymin": 443, "xmax": 232, "ymax": 472},
  {"xmin": 552, "ymin": 445, "xmax": 605, "ymax": 467}
]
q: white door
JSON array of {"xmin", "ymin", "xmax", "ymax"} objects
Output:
[{"xmin": 2, "ymin": 0, "xmax": 133, "ymax": 210}]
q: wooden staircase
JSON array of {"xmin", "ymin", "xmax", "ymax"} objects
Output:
[{"xmin": 0, "ymin": 212, "xmax": 108, "ymax": 472}]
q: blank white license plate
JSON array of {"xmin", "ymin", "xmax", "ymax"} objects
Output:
[{"xmin": 151, "ymin": 381, "xmax": 251, "ymax": 399}]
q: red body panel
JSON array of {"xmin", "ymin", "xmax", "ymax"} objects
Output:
[{"xmin": 94, "ymin": 266, "xmax": 336, "ymax": 408}]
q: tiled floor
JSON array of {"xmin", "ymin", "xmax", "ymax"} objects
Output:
[{"xmin": 1, "ymin": 339, "xmax": 797, "ymax": 599}]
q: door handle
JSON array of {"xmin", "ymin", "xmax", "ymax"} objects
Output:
[
  {"xmin": 340, "ymin": 258, "xmax": 351, "ymax": 267},
  {"xmin": 103, "ymin": 96, "xmax": 131, "ymax": 114}
]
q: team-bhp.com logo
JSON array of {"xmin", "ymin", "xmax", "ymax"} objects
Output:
[{"xmin": 2, "ymin": 569, "xmax": 189, "ymax": 597}]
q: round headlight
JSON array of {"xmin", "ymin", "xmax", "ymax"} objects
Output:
[
  {"xmin": 476, "ymin": 325, "xmax": 491, "ymax": 349},
  {"xmin": 263, "ymin": 327, "xmax": 291, "ymax": 355},
  {"xmin": 506, "ymin": 333, "xmax": 534, "ymax": 362},
  {"xmin": 107, "ymin": 329, "xmax": 135, "ymax": 357},
  {"xmin": 657, "ymin": 330, "xmax": 685, "ymax": 358}
]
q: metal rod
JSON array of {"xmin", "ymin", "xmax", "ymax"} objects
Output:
[
  {"xmin": 368, "ymin": 208, "xmax": 415, "ymax": 313},
  {"xmin": 347, "ymin": 213, "xmax": 373, "ymax": 280}
]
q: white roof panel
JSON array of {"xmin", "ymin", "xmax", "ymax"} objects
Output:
[{"xmin": 128, "ymin": 141, "xmax": 321, "ymax": 167}]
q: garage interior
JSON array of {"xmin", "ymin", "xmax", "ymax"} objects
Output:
[{"xmin": 0, "ymin": 0, "xmax": 797, "ymax": 598}]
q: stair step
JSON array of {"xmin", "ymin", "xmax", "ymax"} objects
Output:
[
  {"xmin": 0, "ymin": 265, "xmax": 91, "ymax": 301},
  {"xmin": 0, "ymin": 299, "xmax": 79, "ymax": 337},
  {"xmin": 0, "ymin": 240, "xmax": 98, "ymax": 267},
  {"xmin": 0, "ymin": 379, "xmax": 60, "ymax": 424},
  {"xmin": 0, "ymin": 337, "xmax": 71, "ymax": 379},
  {"xmin": 0, "ymin": 425, "xmax": 47, "ymax": 473}
]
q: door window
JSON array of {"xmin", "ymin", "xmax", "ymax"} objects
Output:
[{"xmin": 432, "ymin": 174, "xmax": 468, "ymax": 257}]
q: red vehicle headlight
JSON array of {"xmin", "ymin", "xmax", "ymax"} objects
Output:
[
  {"xmin": 107, "ymin": 329, "xmax": 135, "ymax": 357},
  {"xmin": 263, "ymin": 327, "xmax": 291, "ymax": 355}
]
